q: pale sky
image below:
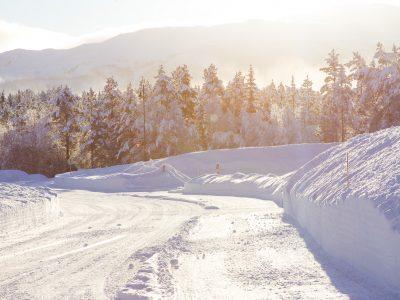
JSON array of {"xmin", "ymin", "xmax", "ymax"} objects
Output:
[{"xmin": 0, "ymin": 0, "xmax": 399, "ymax": 53}]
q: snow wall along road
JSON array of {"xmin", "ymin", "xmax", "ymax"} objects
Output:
[
  {"xmin": 183, "ymin": 129, "xmax": 400, "ymax": 292},
  {"xmin": 0, "ymin": 171, "xmax": 59, "ymax": 235},
  {"xmin": 284, "ymin": 127, "xmax": 400, "ymax": 290},
  {"xmin": 54, "ymin": 143, "xmax": 335, "ymax": 192}
]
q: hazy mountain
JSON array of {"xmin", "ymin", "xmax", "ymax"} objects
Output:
[{"xmin": 0, "ymin": 4, "xmax": 399, "ymax": 92}]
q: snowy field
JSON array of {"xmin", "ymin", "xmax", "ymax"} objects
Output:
[{"xmin": 1, "ymin": 129, "xmax": 400, "ymax": 299}]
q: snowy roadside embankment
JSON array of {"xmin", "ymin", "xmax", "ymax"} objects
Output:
[
  {"xmin": 0, "ymin": 171, "xmax": 59, "ymax": 235},
  {"xmin": 159, "ymin": 143, "xmax": 337, "ymax": 177},
  {"xmin": 183, "ymin": 143, "xmax": 334, "ymax": 205},
  {"xmin": 54, "ymin": 143, "xmax": 334, "ymax": 192},
  {"xmin": 184, "ymin": 172, "xmax": 289, "ymax": 206},
  {"xmin": 54, "ymin": 163, "xmax": 189, "ymax": 192},
  {"xmin": 284, "ymin": 127, "xmax": 400, "ymax": 290},
  {"xmin": 183, "ymin": 128, "xmax": 400, "ymax": 291}
]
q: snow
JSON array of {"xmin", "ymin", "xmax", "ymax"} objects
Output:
[
  {"xmin": 0, "ymin": 170, "xmax": 59, "ymax": 235},
  {"xmin": 53, "ymin": 143, "xmax": 333, "ymax": 192},
  {"xmin": 184, "ymin": 172, "xmax": 289, "ymax": 206},
  {"xmin": 157, "ymin": 143, "xmax": 336, "ymax": 177},
  {"xmin": 183, "ymin": 127, "xmax": 400, "ymax": 292},
  {"xmin": 115, "ymin": 193, "xmax": 397, "ymax": 299},
  {"xmin": 284, "ymin": 126, "xmax": 400, "ymax": 290},
  {"xmin": 2, "ymin": 128, "xmax": 400, "ymax": 297},
  {"xmin": 54, "ymin": 162, "xmax": 189, "ymax": 192},
  {"xmin": 0, "ymin": 170, "xmax": 48, "ymax": 183}
]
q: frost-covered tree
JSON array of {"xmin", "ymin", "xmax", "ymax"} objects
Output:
[
  {"xmin": 298, "ymin": 76, "xmax": 319, "ymax": 141},
  {"xmin": 289, "ymin": 76, "xmax": 296, "ymax": 112},
  {"xmin": 367, "ymin": 43, "xmax": 400, "ymax": 131},
  {"xmin": 217, "ymin": 71, "xmax": 246, "ymax": 147},
  {"xmin": 116, "ymin": 83, "xmax": 140, "ymax": 163},
  {"xmin": 8, "ymin": 90, "xmax": 29, "ymax": 131},
  {"xmin": 172, "ymin": 65, "xmax": 197, "ymax": 123},
  {"xmin": 49, "ymin": 86, "xmax": 79, "ymax": 162},
  {"xmin": 346, "ymin": 52, "xmax": 368, "ymax": 133},
  {"xmin": 278, "ymin": 82, "xmax": 286, "ymax": 107},
  {"xmin": 198, "ymin": 64, "xmax": 224, "ymax": 149},
  {"xmin": 281, "ymin": 104, "xmax": 300, "ymax": 144},
  {"xmin": 80, "ymin": 88, "xmax": 105, "ymax": 168},
  {"xmin": 148, "ymin": 66, "xmax": 195, "ymax": 157},
  {"xmin": 320, "ymin": 49, "xmax": 352, "ymax": 142},
  {"xmin": 224, "ymin": 71, "xmax": 246, "ymax": 117},
  {"xmin": 136, "ymin": 77, "xmax": 152, "ymax": 161},
  {"xmin": 100, "ymin": 77, "xmax": 122, "ymax": 165},
  {"xmin": 0, "ymin": 91, "xmax": 10, "ymax": 128},
  {"xmin": 246, "ymin": 65, "xmax": 257, "ymax": 113}
]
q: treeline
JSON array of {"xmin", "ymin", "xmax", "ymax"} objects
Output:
[{"xmin": 0, "ymin": 43, "xmax": 399, "ymax": 176}]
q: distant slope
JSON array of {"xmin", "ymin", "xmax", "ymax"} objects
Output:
[{"xmin": 1, "ymin": 4, "xmax": 400, "ymax": 92}]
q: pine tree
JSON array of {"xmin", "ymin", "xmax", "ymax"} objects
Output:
[
  {"xmin": 298, "ymin": 75, "xmax": 319, "ymax": 141},
  {"xmin": 224, "ymin": 71, "xmax": 246, "ymax": 117},
  {"xmin": 80, "ymin": 88, "xmax": 105, "ymax": 168},
  {"xmin": 0, "ymin": 91, "xmax": 9, "ymax": 128},
  {"xmin": 289, "ymin": 76, "xmax": 296, "ymax": 112},
  {"xmin": 365, "ymin": 43, "xmax": 400, "ymax": 131},
  {"xmin": 320, "ymin": 49, "xmax": 352, "ymax": 142},
  {"xmin": 49, "ymin": 86, "xmax": 79, "ymax": 162},
  {"xmin": 198, "ymin": 64, "xmax": 224, "ymax": 149},
  {"xmin": 100, "ymin": 77, "xmax": 122, "ymax": 165},
  {"xmin": 116, "ymin": 83, "xmax": 140, "ymax": 163},
  {"xmin": 149, "ymin": 65, "xmax": 195, "ymax": 156},
  {"xmin": 278, "ymin": 82, "xmax": 286, "ymax": 107},
  {"xmin": 172, "ymin": 65, "xmax": 197, "ymax": 123},
  {"xmin": 218, "ymin": 71, "xmax": 246, "ymax": 147},
  {"xmin": 137, "ymin": 77, "xmax": 152, "ymax": 161},
  {"xmin": 246, "ymin": 65, "xmax": 257, "ymax": 113},
  {"xmin": 346, "ymin": 52, "xmax": 368, "ymax": 133}
]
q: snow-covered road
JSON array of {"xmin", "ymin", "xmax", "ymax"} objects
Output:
[
  {"xmin": 0, "ymin": 190, "xmax": 202, "ymax": 299},
  {"xmin": 0, "ymin": 191, "xmax": 396, "ymax": 299}
]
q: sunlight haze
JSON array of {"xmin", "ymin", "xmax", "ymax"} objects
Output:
[{"xmin": 0, "ymin": 0, "xmax": 398, "ymax": 52}]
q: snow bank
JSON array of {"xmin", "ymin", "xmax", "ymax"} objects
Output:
[
  {"xmin": 284, "ymin": 127, "xmax": 400, "ymax": 290},
  {"xmin": 184, "ymin": 128, "xmax": 400, "ymax": 291},
  {"xmin": 184, "ymin": 173, "xmax": 289, "ymax": 206},
  {"xmin": 54, "ymin": 143, "xmax": 334, "ymax": 192},
  {"xmin": 0, "ymin": 170, "xmax": 48, "ymax": 183},
  {"xmin": 159, "ymin": 143, "xmax": 336, "ymax": 177},
  {"xmin": 182, "ymin": 143, "xmax": 334, "ymax": 205},
  {"xmin": 54, "ymin": 163, "xmax": 190, "ymax": 192},
  {"xmin": 0, "ymin": 183, "xmax": 59, "ymax": 235}
]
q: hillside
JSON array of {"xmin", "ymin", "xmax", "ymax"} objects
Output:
[{"xmin": 1, "ymin": 4, "xmax": 400, "ymax": 91}]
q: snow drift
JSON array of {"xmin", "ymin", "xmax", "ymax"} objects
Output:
[
  {"xmin": 184, "ymin": 172, "xmax": 289, "ymax": 206},
  {"xmin": 54, "ymin": 143, "xmax": 334, "ymax": 192},
  {"xmin": 0, "ymin": 170, "xmax": 48, "ymax": 183},
  {"xmin": 54, "ymin": 162, "xmax": 190, "ymax": 192},
  {"xmin": 184, "ymin": 127, "xmax": 400, "ymax": 291},
  {"xmin": 284, "ymin": 127, "xmax": 400, "ymax": 290},
  {"xmin": 158, "ymin": 143, "xmax": 336, "ymax": 177},
  {"xmin": 0, "ymin": 171, "xmax": 59, "ymax": 234},
  {"xmin": 183, "ymin": 143, "xmax": 335, "ymax": 205}
]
